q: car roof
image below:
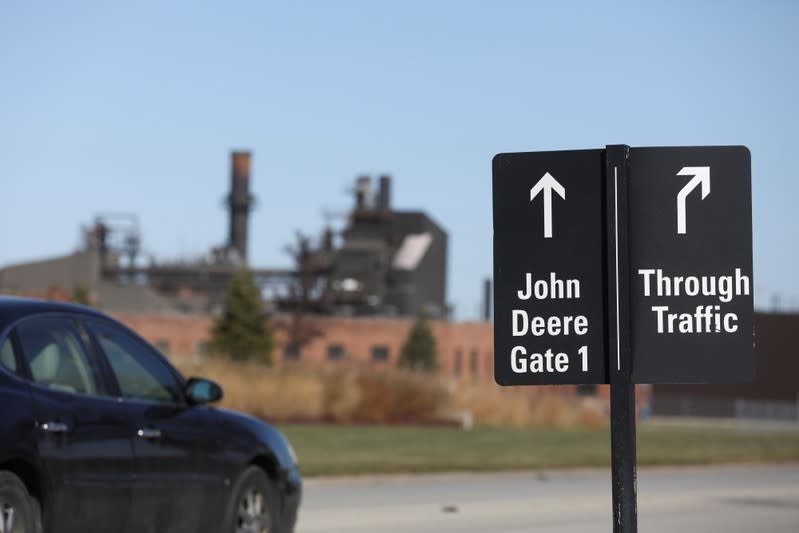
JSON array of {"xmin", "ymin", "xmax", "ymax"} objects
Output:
[{"xmin": 0, "ymin": 295, "xmax": 108, "ymax": 331}]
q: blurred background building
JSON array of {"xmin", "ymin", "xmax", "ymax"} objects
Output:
[{"xmin": 0, "ymin": 151, "xmax": 450, "ymax": 319}]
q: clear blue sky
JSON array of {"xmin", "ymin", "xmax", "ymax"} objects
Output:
[{"xmin": 1, "ymin": 1, "xmax": 797, "ymax": 318}]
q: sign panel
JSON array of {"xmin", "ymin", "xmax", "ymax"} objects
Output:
[
  {"xmin": 628, "ymin": 146, "xmax": 754, "ymax": 383},
  {"xmin": 493, "ymin": 150, "xmax": 608, "ymax": 385}
]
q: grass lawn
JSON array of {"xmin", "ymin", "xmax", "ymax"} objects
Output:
[{"xmin": 279, "ymin": 423, "xmax": 799, "ymax": 477}]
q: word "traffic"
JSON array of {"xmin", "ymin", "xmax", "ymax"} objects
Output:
[{"xmin": 637, "ymin": 267, "xmax": 751, "ymax": 334}]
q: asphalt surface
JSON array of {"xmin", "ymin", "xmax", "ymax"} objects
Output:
[{"xmin": 297, "ymin": 465, "xmax": 799, "ymax": 532}]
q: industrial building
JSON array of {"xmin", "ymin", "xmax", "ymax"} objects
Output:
[
  {"xmin": 317, "ymin": 175, "xmax": 448, "ymax": 317},
  {"xmin": 0, "ymin": 151, "xmax": 448, "ymax": 319}
]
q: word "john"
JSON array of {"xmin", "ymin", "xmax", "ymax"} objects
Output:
[{"xmin": 517, "ymin": 272, "xmax": 581, "ymax": 300}]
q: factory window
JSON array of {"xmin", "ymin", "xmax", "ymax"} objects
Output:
[
  {"xmin": 371, "ymin": 345, "xmax": 390, "ymax": 362},
  {"xmin": 454, "ymin": 349, "xmax": 462, "ymax": 376},
  {"xmin": 154, "ymin": 340, "xmax": 171, "ymax": 355},
  {"xmin": 327, "ymin": 344, "xmax": 346, "ymax": 361},
  {"xmin": 283, "ymin": 344, "xmax": 300, "ymax": 361},
  {"xmin": 470, "ymin": 350, "xmax": 479, "ymax": 377}
]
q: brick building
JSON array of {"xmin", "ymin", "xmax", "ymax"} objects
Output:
[
  {"xmin": 113, "ymin": 308, "xmax": 799, "ymax": 421},
  {"xmin": 113, "ymin": 312, "xmax": 496, "ymax": 381},
  {"xmin": 109, "ymin": 310, "xmax": 654, "ymax": 412}
]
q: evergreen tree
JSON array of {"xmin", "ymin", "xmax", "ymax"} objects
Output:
[
  {"xmin": 398, "ymin": 312, "xmax": 438, "ymax": 371},
  {"xmin": 211, "ymin": 269, "xmax": 274, "ymax": 363},
  {"xmin": 71, "ymin": 284, "xmax": 91, "ymax": 306}
]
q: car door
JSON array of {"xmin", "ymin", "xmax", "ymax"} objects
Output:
[
  {"xmin": 14, "ymin": 315, "xmax": 136, "ymax": 533},
  {"xmin": 84, "ymin": 318, "xmax": 228, "ymax": 533}
]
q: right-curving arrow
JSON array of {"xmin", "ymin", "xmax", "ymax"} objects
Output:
[
  {"xmin": 530, "ymin": 172, "xmax": 566, "ymax": 239},
  {"xmin": 675, "ymin": 166, "xmax": 710, "ymax": 235}
]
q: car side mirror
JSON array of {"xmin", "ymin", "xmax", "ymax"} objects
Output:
[{"xmin": 185, "ymin": 377, "xmax": 223, "ymax": 405}]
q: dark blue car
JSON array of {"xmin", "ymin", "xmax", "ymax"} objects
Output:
[{"xmin": 0, "ymin": 296, "xmax": 301, "ymax": 533}]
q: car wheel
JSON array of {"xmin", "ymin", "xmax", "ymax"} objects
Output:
[
  {"xmin": 0, "ymin": 472, "xmax": 36, "ymax": 533},
  {"xmin": 28, "ymin": 498, "xmax": 42, "ymax": 533},
  {"xmin": 226, "ymin": 466, "xmax": 280, "ymax": 533}
]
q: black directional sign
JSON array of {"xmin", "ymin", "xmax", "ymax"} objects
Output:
[
  {"xmin": 628, "ymin": 146, "xmax": 753, "ymax": 383},
  {"xmin": 493, "ymin": 144, "xmax": 753, "ymax": 386},
  {"xmin": 492, "ymin": 150, "xmax": 608, "ymax": 386}
]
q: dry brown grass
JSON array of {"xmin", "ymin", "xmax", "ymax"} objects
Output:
[
  {"xmin": 447, "ymin": 381, "xmax": 605, "ymax": 429},
  {"xmin": 177, "ymin": 359, "xmax": 325, "ymax": 421},
  {"xmin": 352, "ymin": 370, "xmax": 449, "ymax": 423},
  {"xmin": 319, "ymin": 368, "xmax": 361, "ymax": 422},
  {"xmin": 176, "ymin": 358, "xmax": 606, "ymax": 428}
]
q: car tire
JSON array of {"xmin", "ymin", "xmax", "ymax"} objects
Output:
[
  {"xmin": 0, "ymin": 471, "xmax": 36, "ymax": 533},
  {"xmin": 29, "ymin": 498, "xmax": 42, "ymax": 533},
  {"xmin": 225, "ymin": 466, "xmax": 281, "ymax": 533}
]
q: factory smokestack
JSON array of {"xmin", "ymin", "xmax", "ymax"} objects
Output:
[
  {"xmin": 483, "ymin": 277, "xmax": 492, "ymax": 322},
  {"xmin": 355, "ymin": 175, "xmax": 373, "ymax": 210},
  {"xmin": 228, "ymin": 151, "xmax": 254, "ymax": 263},
  {"xmin": 378, "ymin": 175, "xmax": 392, "ymax": 211}
]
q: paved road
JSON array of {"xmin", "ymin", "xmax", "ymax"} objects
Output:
[{"xmin": 297, "ymin": 465, "xmax": 799, "ymax": 532}]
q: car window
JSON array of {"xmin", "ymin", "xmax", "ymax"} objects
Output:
[
  {"xmin": 87, "ymin": 320, "xmax": 181, "ymax": 403},
  {"xmin": 0, "ymin": 337, "xmax": 17, "ymax": 374},
  {"xmin": 16, "ymin": 317, "xmax": 103, "ymax": 395}
]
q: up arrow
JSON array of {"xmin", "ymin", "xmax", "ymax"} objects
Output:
[
  {"xmin": 675, "ymin": 166, "xmax": 710, "ymax": 235},
  {"xmin": 530, "ymin": 172, "xmax": 566, "ymax": 239}
]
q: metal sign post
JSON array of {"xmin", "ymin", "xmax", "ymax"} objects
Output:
[
  {"xmin": 610, "ymin": 381, "xmax": 638, "ymax": 532},
  {"xmin": 605, "ymin": 145, "xmax": 637, "ymax": 532}
]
